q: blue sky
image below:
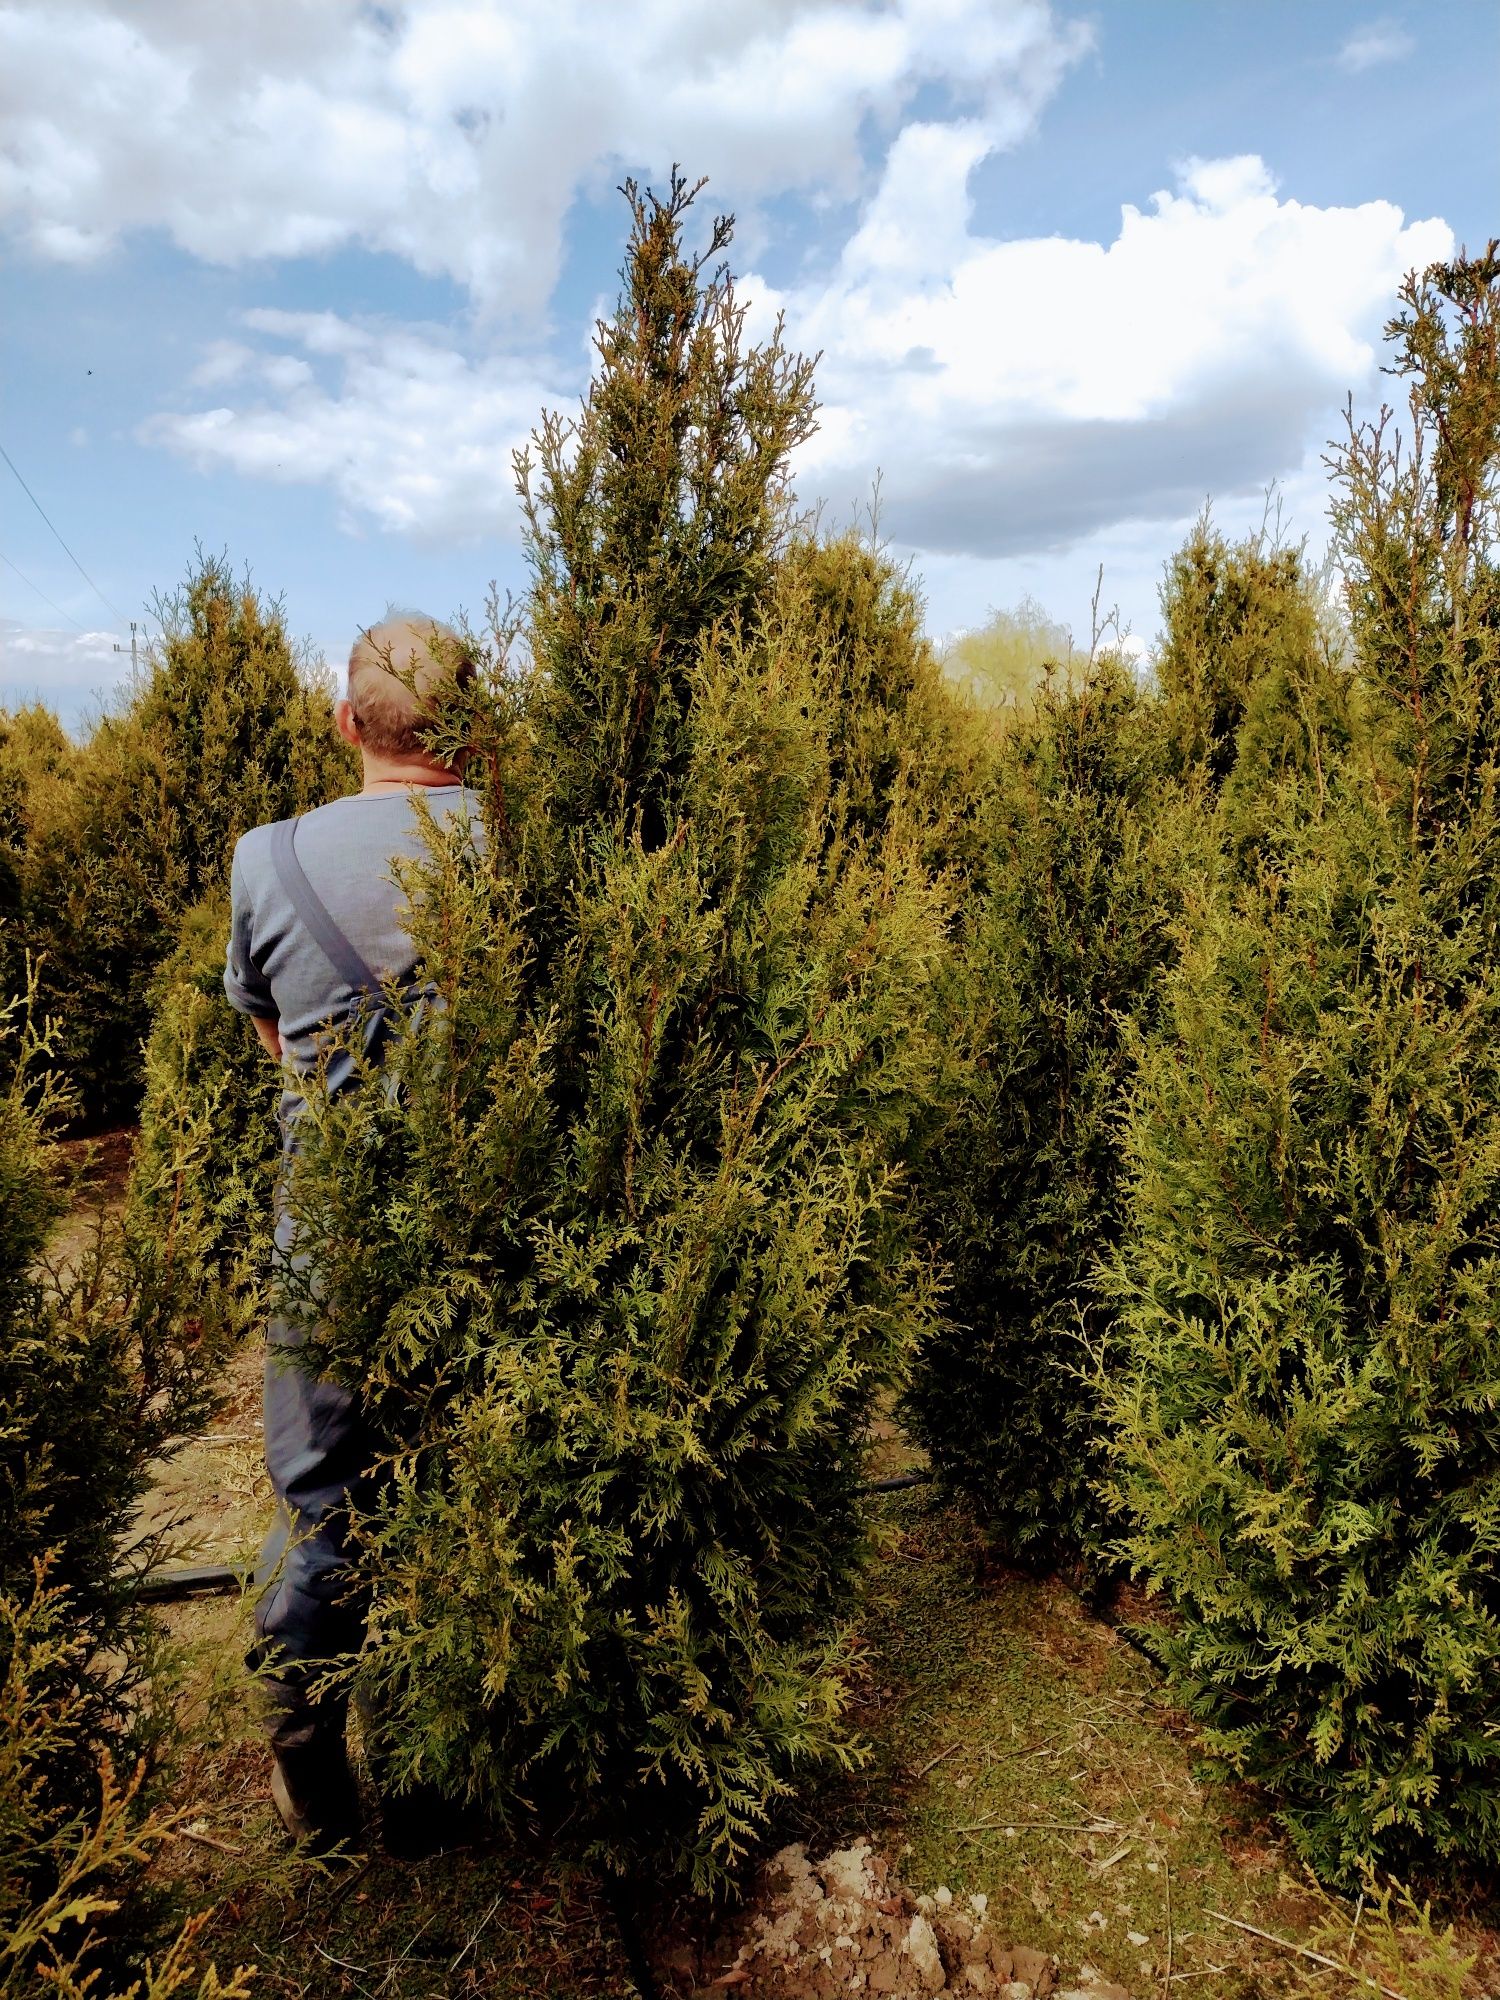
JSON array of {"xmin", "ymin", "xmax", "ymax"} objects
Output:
[{"xmin": 1, "ymin": 0, "xmax": 1495, "ymax": 724}]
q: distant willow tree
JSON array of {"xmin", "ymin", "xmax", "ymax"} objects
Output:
[{"xmin": 941, "ymin": 597, "xmax": 1076, "ymax": 719}]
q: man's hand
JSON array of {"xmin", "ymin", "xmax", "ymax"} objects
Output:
[{"xmin": 250, "ymin": 1014, "xmax": 283, "ymax": 1062}]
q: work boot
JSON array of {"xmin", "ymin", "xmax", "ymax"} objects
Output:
[{"xmin": 268, "ymin": 1732, "xmax": 364, "ymax": 1859}]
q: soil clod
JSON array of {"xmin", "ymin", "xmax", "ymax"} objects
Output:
[{"xmin": 702, "ymin": 1841, "xmax": 1131, "ymax": 1998}]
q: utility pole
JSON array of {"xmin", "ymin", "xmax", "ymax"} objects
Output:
[{"xmin": 113, "ymin": 620, "xmax": 138, "ymax": 673}]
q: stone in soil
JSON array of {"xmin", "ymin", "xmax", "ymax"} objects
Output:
[{"xmin": 699, "ymin": 1841, "xmax": 1134, "ymax": 1999}]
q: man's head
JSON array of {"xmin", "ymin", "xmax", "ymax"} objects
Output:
[{"xmin": 338, "ymin": 614, "xmax": 473, "ymax": 776}]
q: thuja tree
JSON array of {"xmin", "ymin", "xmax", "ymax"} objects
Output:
[
  {"xmin": 780, "ymin": 530, "xmax": 991, "ymax": 1184},
  {"xmin": 905, "ymin": 655, "xmax": 1191, "ymax": 1575},
  {"xmin": 284, "ymin": 175, "xmax": 953, "ymax": 1889},
  {"xmin": 0, "ymin": 994, "xmax": 231, "ymax": 1987},
  {"xmin": 781, "ymin": 529, "xmax": 992, "ymax": 873},
  {"xmin": 1102, "ymin": 248, "xmax": 1500, "ymax": 1878},
  {"xmin": 1156, "ymin": 513, "xmax": 1349, "ymax": 798},
  {"xmin": 26, "ymin": 554, "xmax": 352, "ymax": 1120},
  {"xmin": 0, "ymin": 705, "xmax": 78, "ymax": 1022}
]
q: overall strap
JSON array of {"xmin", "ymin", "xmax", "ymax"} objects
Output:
[{"xmin": 268, "ymin": 817, "xmax": 383, "ymax": 998}]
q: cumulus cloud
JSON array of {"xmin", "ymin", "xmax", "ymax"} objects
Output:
[
  {"xmin": 142, "ymin": 145, "xmax": 1451, "ymax": 568},
  {"xmin": 0, "ymin": 0, "xmax": 1091, "ymax": 310},
  {"xmin": 143, "ymin": 310, "xmax": 566, "ymax": 540},
  {"xmin": 757, "ymin": 148, "xmax": 1450, "ymax": 558},
  {"xmin": 1337, "ymin": 20, "xmax": 1416, "ymax": 72}
]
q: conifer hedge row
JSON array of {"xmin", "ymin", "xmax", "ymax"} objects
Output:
[
  {"xmin": 1102, "ymin": 249, "xmax": 1500, "ymax": 1880},
  {"xmin": 916, "ymin": 245, "xmax": 1500, "ymax": 1881}
]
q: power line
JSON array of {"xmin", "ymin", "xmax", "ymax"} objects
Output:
[
  {"xmin": 0, "ymin": 547, "xmax": 90, "ymax": 632},
  {"xmin": 0, "ymin": 440, "xmax": 129, "ymax": 625}
]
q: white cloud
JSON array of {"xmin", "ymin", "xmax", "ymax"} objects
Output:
[
  {"xmin": 0, "ymin": 619, "xmax": 126, "ymax": 726},
  {"xmin": 1336, "ymin": 20, "xmax": 1416, "ymax": 72},
  {"xmin": 143, "ymin": 311, "xmax": 567, "ymax": 540},
  {"xmin": 142, "ymin": 146, "xmax": 1451, "ymax": 580},
  {"xmin": 751, "ymin": 148, "xmax": 1450, "ymax": 561},
  {"xmin": 0, "ymin": 0, "xmax": 1091, "ymax": 310}
]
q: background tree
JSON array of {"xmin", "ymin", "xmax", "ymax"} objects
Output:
[
  {"xmin": 781, "ymin": 528, "xmax": 991, "ymax": 872},
  {"xmin": 19, "ymin": 555, "xmax": 352, "ymax": 1122},
  {"xmin": 1103, "ymin": 246, "xmax": 1500, "ymax": 1879},
  {"xmin": 940, "ymin": 596, "xmax": 1076, "ymax": 718},
  {"xmin": 906, "ymin": 653, "xmax": 1190, "ymax": 1576},
  {"xmin": 0, "ymin": 704, "xmax": 79, "ymax": 1039},
  {"xmin": 284, "ymin": 174, "xmax": 954, "ymax": 1892}
]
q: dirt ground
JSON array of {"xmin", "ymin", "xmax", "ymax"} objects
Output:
[{"xmin": 144, "ymin": 1451, "xmax": 1500, "ymax": 2000}]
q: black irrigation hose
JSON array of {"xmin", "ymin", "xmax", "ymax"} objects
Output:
[
  {"xmin": 137, "ymin": 1562, "xmax": 248, "ymax": 1603},
  {"xmin": 601, "ymin": 1874, "xmax": 662, "ymax": 2000},
  {"xmin": 135, "ymin": 1474, "xmax": 937, "ymax": 1603},
  {"xmin": 862, "ymin": 1469, "xmax": 934, "ymax": 1495}
]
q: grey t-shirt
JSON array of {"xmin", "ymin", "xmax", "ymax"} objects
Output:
[{"xmin": 224, "ymin": 784, "xmax": 481, "ymax": 1121}]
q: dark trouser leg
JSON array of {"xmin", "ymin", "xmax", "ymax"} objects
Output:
[{"xmin": 250, "ymin": 1267, "xmax": 371, "ymax": 1840}]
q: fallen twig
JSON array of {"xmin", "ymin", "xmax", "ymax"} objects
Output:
[
  {"xmin": 376, "ymin": 1912, "xmax": 437, "ymax": 1995},
  {"xmin": 309, "ymin": 1937, "xmax": 379, "ymax": 2000},
  {"xmin": 911, "ymin": 1741, "xmax": 961, "ymax": 1780},
  {"xmin": 173, "ymin": 1825, "xmax": 243, "ymax": 1856},
  {"xmin": 954, "ymin": 1815, "xmax": 1122, "ymax": 1837},
  {"xmin": 1205, "ymin": 1909, "xmax": 1409, "ymax": 2000},
  {"xmin": 449, "ymin": 1891, "xmax": 505, "ymax": 1975},
  {"xmin": 1161, "ymin": 1856, "xmax": 1173, "ymax": 1999}
]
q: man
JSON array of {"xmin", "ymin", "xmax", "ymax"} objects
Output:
[{"xmin": 223, "ymin": 614, "xmax": 479, "ymax": 1854}]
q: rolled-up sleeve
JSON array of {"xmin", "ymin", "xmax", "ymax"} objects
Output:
[{"xmin": 223, "ymin": 840, "xmax": 276, "ymax": 1017}]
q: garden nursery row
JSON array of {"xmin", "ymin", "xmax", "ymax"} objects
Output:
[{"xmin": 2, "ymin": 183, "xmax": 1498, "ymax": 1997}]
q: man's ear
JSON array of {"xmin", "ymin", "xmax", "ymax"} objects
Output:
[{"xmin": 335, "ymin": 698, "xmax": 362, "ymax": 750}]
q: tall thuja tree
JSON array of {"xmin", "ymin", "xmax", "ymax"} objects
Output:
[
  {"xmin": 905, "ymin": 655, "xmax": 1191, "ymax": 1575},
  {"xmin": 1103, "ymin": 248, "xmax": 1500, "ymax": 1879},
  {"xmin": 0, "ymin": 705, "xmax": 78, "ymax": 1028},
  {"xmin": 26, "ymin": 554, "xmax": 352, "ymax": 1120},
  {"xmin": 780, "ymin": 529, "xmax": 992, "ymax": 874},
  {"xmin": 285, "ymin": 175, "xmax": 952, "ymax": 1890},
  {"xmin": 1156, "ymin": 514, "xmax": 1351, "ymax": 806}
]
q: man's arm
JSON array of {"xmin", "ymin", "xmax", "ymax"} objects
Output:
[
  {"xmin": 249, "ymin": 1014, "xmax": 283, "ymax": 1062},
  {"xmin": 225, "ymin": 840, "xmax": 282, "ymax": 1053}
]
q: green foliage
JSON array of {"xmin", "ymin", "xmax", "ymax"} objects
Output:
[
  {"xmin": 783, "ymin": 530, "xmax": 991, "ymax": 869},
  {"xmin": 284, "ymin": 175, "xmax": 953, "ymax": 1892},
  {"xmin": 1155, "ymin": 512, "xmax": 1347, "ymax": 796},
  {"xmin": 0, "ymin": 1571, "xmax": 254, "ymax": 2000},
  {"xmin": 0, "ymin": 994, "xmax": 231, "ymax": 1986},
  {"xmin": 906, "ymin": 656, "xmax": 1191, "ymax": 1574},
  {"xmin": 0, "ymin": 703, "xmax": 79, "ymax": 1024},
  {"xmin": 521, "ymin": 176, "xmax": 816, "ymax": 846},
  {"xmin": 1290, "ymin": 1871, "xmax": 1477, "ymax": 2000},
  {"xmin": 941, "ymin": 597, "xmax": 1075, "ymax": 718},
  {"xmin": 19, "ymin": 555, "xmax": 353, "ymax": 1122},
  {"xmin": 1103, "ymin": 248, "xmax": 1500, "ymax": 1880},
  {"xmin": 126, "ymin": 898, "xmax": 278, "ymax": 1339}
]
